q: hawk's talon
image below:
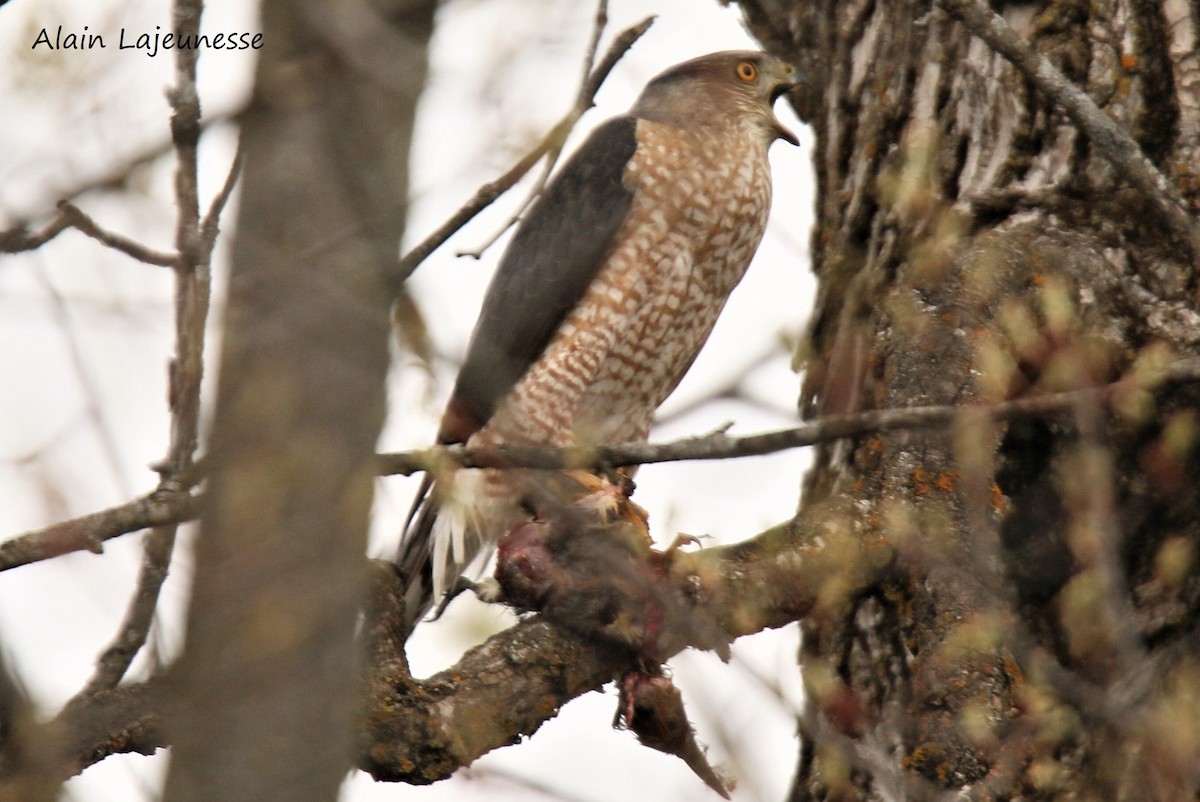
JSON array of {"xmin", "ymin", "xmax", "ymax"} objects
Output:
[{"xmin": 431, "ymin": 576, "xmax": 478, "ymax": 620}]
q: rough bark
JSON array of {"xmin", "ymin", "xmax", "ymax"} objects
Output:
[
  {"xmin": 739, "ymin": 0, "xmax": 1200, "ymax": 799},
  {"xmin": 159, "ymin": 1, "xmax": 435, "ymax": 801}
]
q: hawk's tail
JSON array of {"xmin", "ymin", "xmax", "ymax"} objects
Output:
[
  {"xmin": 394, "ymin": 470, "xmax": 490, "ymax": 635},
  {"xmin": 394, "ymin": 473, "xmax": 440, "ymax": 635}
]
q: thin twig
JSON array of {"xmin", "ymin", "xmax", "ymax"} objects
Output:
[
  {"xmin": 457, "ymin": 0, "xmax": 613, "ymax": 260},
  {"xmin": 0, "ymin": 107, "xmax": 242, "ymax": 231},
  {"xmin": 56, "ymin": 202, "xmax": 179, "ymax": 266},
  {"xmin": 198, "ymin": 143, "xmax": 244, "ymax": 258},
  {"xmin": 77, "ymin": 0, "xmax": 209, "ymax": 695},
  {"xmin": 7, "ymin": 359, "xmax": 1197, "ymax": 574},
  {"xmin": 937, "ymin": 0, "xmax": 1200, "ymax": 263},
  {"xmin": 0, "ymin": 213, "xmax": 70, "ymax": 253},
  {"xmin": 32, "ymin": 268, "xmax": 132, "ymax": 497},
  {"xmin": 376, "ymin": 359, "xmax": 1200, "ymax": 475},
  {"xmin": 0, "ymin": 202, "xmax": 178, "ymax": 266},
  {"xmin": 1070, "ymin": 389, "xmax": 1145, "ymax": 677},
  {"xmin": 0, "ymin": 490, "xmax": 196, "ymax": 572},
  {"xmin": 163, "ymin": 0, "xmax": 207, "ymax": 475},
  {"xmin": 580, "ymin": 0, "xmax": 610, "ymax": 86},
  {"xmin": 397, "ymin": 15, "xmax": 654, "ymax": 282},
  {"xmin": 80, "ymin": 524, "xmax": 178, "ymax": 694},
  {"xmin": 652, "ymin": 340, "xmax": 789, "ymax": 429}
]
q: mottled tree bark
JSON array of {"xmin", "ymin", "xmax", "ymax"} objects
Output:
[
  {"xmin": 160, "ymin": 1, "xmax": 435, "ymax": 801},
  {"xmin": 739, "ymin": 0, "xmax": 1200, "ymax": 799}
]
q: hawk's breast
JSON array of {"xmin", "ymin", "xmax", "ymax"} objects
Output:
[{"xmin": 482, "ymin": 117, "xmax": 773, "ymax": 449}]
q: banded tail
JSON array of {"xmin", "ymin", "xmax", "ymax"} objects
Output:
[{"xmin": 394, "ymin": 470, "xmax": 491, "ymax": 634}]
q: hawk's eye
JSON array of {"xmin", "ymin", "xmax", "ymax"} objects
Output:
[{"xmin": 736, "ymin": 61, "xmax": 758, "ymax": 82}]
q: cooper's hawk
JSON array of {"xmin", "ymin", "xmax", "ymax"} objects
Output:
[{"xmin": 398, "ymin": 50, "xmax": 800, "ymax": 629}]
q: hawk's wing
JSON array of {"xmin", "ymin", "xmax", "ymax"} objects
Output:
[
  {"xmin": 397, "ymin": 115, "xmax": 638, "ymax": 630},
  {"xmin": 438, "ymin": 114, "xmax": 639, "ymax": 443}
]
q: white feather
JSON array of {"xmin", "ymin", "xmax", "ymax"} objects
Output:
[{"xmin": 429, "ymin": 469, "xmax": 488, "ymax": 599}]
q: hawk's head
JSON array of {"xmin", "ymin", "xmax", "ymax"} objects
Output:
[{"xmin": 632, "ymin": 50, "xmax": 805, "ymax": 146}]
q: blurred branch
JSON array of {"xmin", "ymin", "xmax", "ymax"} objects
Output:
[
  {"xmin": 1069, "ymin": 390, "xmax": 1144, "ymax": 677},
  {"xmin": 651, "ymin": 340, "xmax": 789, "ymax": 429},
  {"xmin": 398, "ymin": 14, "xmax": 655, "ymax": 281},
  {"xmin": 0, "ymin": 110, "xmax": 242, "ymax": 245},
  {"xmin": 937, "ymin": 0, "xmax": 1200, "ymax": 263},
  {"xmin": 457, "ymin": 0, "xmax": 617, "ymax": 260},
  {"xmin": 31, "ymin": 268, "xmax": 132, "ymax": 496}
]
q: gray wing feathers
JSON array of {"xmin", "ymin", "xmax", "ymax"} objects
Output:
[
  {"xmin": 396, "ymin": 115, "xmax": 640, "ymax": 629},
  {"xmin": 441, "ymin": 114, "xmax": 639, "ymax": 439}
]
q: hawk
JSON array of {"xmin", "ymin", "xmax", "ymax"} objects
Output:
[{"xmin": 398, "ymin": 50, "xmax": 800, "ymax": 630}]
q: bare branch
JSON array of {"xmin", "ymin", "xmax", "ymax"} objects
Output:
[
  {"xmin": 580, "ymin": 0, "xmax": 610, "ymax": 86},
  {"xmin": 46, "ymin": 514, "xmax": 889, "ymax": 784},
  {"xmin": 50, "ymin": 679, "xmax": 166, "ymax": 780},
  {"xmin": 162, "ymin": 0, "xmax": 208, "ymax": 480},
  {"xmin": 0, "ymin": 108, "xmax": 242, "ymax": 231},
  {"xmin": 456, "ymin": 0, "xmax": 614, "ymax": 260},
  {"xmin": 72, "ymin": 0, "xmax": 212, "ymax": 701},
  {"xmin": 376, "ymin": 358, "xmax": 1200, "ymax": 475},
  {"xmin": 31, "ymin": 269, "xmax": 132, "ymax": 494},
  {"xmin": 0, "ymin": 202, "xmax": 178, "ymax": 266},
  {"xmin": 1069, "ymin": 390, "xmax": 1144, "ymax": 678},
  {"xmin": 937, "ymin": 0, "xmax": 1200, "ymax": 263},
  {"xmin": 0, "ymin": 213, "xmax": 70, "ymax": 254},
  {"xmin": 5, "ymin": 358, "xmax": 1197, "ymax": 573},
  {"xmin": 397, "ymin": 15, "xmax": 654, "ymax": 282},
  {"xmin": 57, "ymin": 202, "xmax": 179, "ymax": 266},
  {"xmin": 198, "ymin": 143, "xmax": 244, "ymax": 260},
  {"xmin": 80, "ymin": 525, "xmax": 178, "ymax": 694},
  {"xmin": 0, "ymin": 491, "xmax": 196, "ymax": 572}
]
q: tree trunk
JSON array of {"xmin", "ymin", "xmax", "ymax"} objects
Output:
[
  {"xmin": 160, "ymin": 2, "xmax": 434, "ymax": 801},
  {"xmin": 739, "ymin": 0, "xmax": 1200, "ymax": 798}
]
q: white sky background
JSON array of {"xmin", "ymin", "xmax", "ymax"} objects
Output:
[{"xmin": 0, "ymin": 0, "xmax": 816, "ymax": 800}]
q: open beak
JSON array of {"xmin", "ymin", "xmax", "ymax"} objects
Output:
[{"xmin": 768, "ymin": 63, "xmax": 808, "ymax": 146}]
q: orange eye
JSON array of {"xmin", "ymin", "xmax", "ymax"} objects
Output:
[{"xmin": 736, "ymin": 61, "xmax": 757, "ymax": 82}]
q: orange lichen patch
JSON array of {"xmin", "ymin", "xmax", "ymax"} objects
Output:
[
  {"xmin": 991, "ymin": 482, "xmax": 1007, "ymax": 512},
  {"xmin": 1121, "ymin": 52, "xmax": 1137, "ymax": 70},
  {"xmin": 912, "ymin": 468, "xmax": 959, "ymax": 496},
  {"xmin": 912, "ymin": 467, "xmax": 934, "ymax": 495},
  {"xmin": 935, "ymin": 470, "xmax": 959, "ymax": 493},
  {"xmin": 1031, "ymin": 272, "xmax": 1046, "ymax": 287},
  {"xmin": 1003, "ymin": 652, "xmax": 1024, "ymax": 686}
]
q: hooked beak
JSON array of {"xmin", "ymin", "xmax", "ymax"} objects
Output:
[{"xmin": 768, "ymin": 63, "xmax": 808, "ymax": 146}]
